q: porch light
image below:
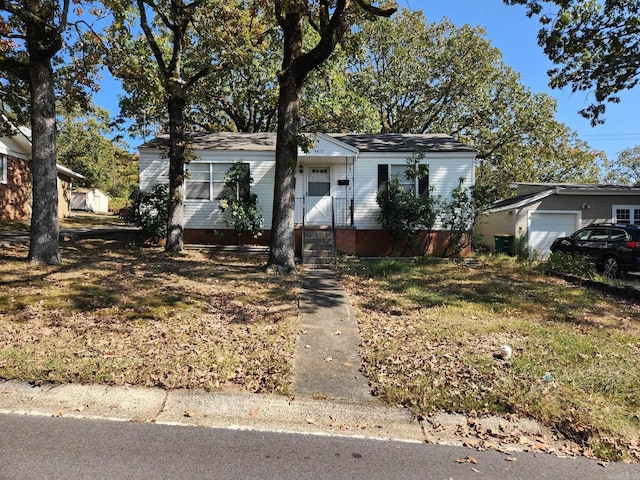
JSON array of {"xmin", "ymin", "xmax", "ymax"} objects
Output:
[{"xmin": 299, "ymin": 165, "xmax": 304, "ymax": 174}]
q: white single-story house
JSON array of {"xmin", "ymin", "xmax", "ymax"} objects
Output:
[
  {"xmin": 139, "ymin": 132, "xmax": 477, "ymax": 256},
  {"xmin": 0, "ymin": 127, "xmax": 84, "ymax": 220},
  {"xmin": 475, "ymin": 182, "xmax": 640, "ymax": 259},
  {"xmin": 71, "ymin": 188, "xmax": 110, "ymax": 213}
]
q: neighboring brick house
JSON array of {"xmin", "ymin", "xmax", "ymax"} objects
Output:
[{"xmin": 0, "ymin": 128, "xmax": 83, "ymax": 221}]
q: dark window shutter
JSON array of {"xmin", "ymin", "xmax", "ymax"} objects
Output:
[
  {"xmin": 418, "ymin": 175, "xmax": 429, "ymax": 196},
  {"xmin": 378, "ymin": 164, "xmax": 388, "ymax": 191}
]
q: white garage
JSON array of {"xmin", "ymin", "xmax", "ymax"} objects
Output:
[{"xmin": 528, "ymin": 211, "xmax": 580, "ymax": 259}]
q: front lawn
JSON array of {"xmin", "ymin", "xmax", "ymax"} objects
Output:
[
  {"xmin": 338, "ymin": 257, "xmax": 640, "ymax": 462},
  {"xmin": 0, "ymin": 240, "xmax": 298, "ymax": 395},
  {"xmin": 2, "ymin": 238, "xmax": 639, "ymax": 461}
]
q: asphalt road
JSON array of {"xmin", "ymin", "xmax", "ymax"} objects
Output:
[{"xmin": 1, "ymin": 414, "xmax": 639, "ymax": 480}]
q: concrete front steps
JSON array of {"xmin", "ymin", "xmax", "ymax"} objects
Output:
[{"xmin": 303, "ymin": 228, "xmax": 336, "ymax": 266}]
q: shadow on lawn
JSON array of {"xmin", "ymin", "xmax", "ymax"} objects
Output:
[
  {"xmin": 1, "ymin": 238, "xmax": 298, "ymax": 325},
  {"xmin": 347, "ymin": 259, "xmax": 625, "ymax": 329}
]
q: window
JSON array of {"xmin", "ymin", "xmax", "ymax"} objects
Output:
[
  {"xmin": 573, "ymin": 229, "xmax": 592, "ymax": 240},
  {"xmin": 589, "ymin": 228, "xmax": 610, "ymax": 241},
  {"xmin": 308, "ymin": 167, "xmax": 330, "ymax": 196},
  {"xmin": 185, "ymin": 162, "xmax": 235, "ymax": 201},
  {"xmin": 616, "ymin": 208, "xmax": 631, "ymax": 224},
  {"xmin": 614, "ymin": 206, "xmax": 640, "ymax": 225},
  {"xmin": 389, "ymin": 165, "xmax": 414, "ymax": 192},
  {"xmin": 0, "ymin": 154, "xmax": 6, "ymax": 184},
  {"xmin": 377, "ymin": 164, "xmax": 429, "ymax": 196}
]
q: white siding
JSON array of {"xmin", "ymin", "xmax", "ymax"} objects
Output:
[
  {"xmin": 139, "ymin": 149, "xmax": 169, "ymax": 191},
  {"xmin": 353, "ymin": 152, "xmax": 475, "ymax": 230},
  {"xmin": 185, "ymin": 150, "xmax": 275, "ymax": 229},
  {"xmin": 139, "ymin": 141, "xmax": 475, "ymax": 233}
]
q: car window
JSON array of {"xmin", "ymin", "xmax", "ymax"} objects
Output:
[
  {"xmin": 589, "ymin": 228, "xmax": 610, "ymax": 240},
  {"xmin": 610, "ymin": 229, "xmax": 628, "ymax": 241},
  {"xmin": 572, "ymin": 229, "xmax": 592, "ymax": 240}
]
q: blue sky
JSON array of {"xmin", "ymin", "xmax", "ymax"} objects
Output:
[
  {"xmin": 95, "ymin": 0, "xmax": 640, "ymax": 162},
  {"xmin": 408, "ymin": 0, "xmax": 640, "ymax": 162}
]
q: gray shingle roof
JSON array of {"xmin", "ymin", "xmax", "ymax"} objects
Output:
[
  {"xmin": 140, "ymin": 132, "xmax": 476, "ymax": 153},
  {"xmin": 329, "ymin": 133, "xmax": 476, "ymax": 153},
  {"xmin": 141, "ymin": 132, "xmax": 277, "ymax": 151}
]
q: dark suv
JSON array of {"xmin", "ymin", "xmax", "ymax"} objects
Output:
[{"xmin": 550, "ymin": 224, "xmax": 640, "ymax": 277}]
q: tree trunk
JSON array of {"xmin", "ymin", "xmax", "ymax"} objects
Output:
[
  {"xmin": 27, "ymin": 52, "xmax": 60, "ymax": 265},
  {"xmin": 165, "ymin": 91, "xmax": 186, "ymax": 253},
  {"xmin": 267, "ymin": 69, "xmax": 302, "ymax": 273}
]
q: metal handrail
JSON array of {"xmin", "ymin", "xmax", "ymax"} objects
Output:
[
  {"xmin": 331, "ymin": 197, "xmax": 338, "ymax": 266},
  {"xmin": 301, "ymin": 196, "xmax": 305, "ymax": 264}
]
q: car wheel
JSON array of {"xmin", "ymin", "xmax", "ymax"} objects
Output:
[{"xmin": 602, "ymin": 256, "xmax": 621, "ymax": 278}]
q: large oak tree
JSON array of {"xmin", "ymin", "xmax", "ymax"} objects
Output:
[
  {"xmin": 0, "ymin": 0, "xmax": 99, "ymax": 264},
  {"xmin": 267, "ymin": 0, "xmax": 396, "ymax": 273}
]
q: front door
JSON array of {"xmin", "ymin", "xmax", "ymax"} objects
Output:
[{"xmin": 306, "ymin": 166, "xmax": 332, "ymax": 225}]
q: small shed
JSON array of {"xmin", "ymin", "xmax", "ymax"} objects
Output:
[
  {"xmin": 475, "ymin": 183, "xmax": 640, "ymax": 259},
  {"xmin": 71, "ymin": 188, "xmax": 110, "ymax": 213}
]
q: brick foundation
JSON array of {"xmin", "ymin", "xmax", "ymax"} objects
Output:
[{"xmin": 183, "ymin": 228, "xmax": 470, "ymax": 258}]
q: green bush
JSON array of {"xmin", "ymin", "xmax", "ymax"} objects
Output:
[
  {"xmin": 119, "ymin": 184, "xmax": 169, "ymax": 244},
  {"xmin": 219, "ymin": 162, "xmax": 263, "ymax": 243},
  {"xmin": 545, "ymin": 250, "xmax": 595, "ymax": 277}
]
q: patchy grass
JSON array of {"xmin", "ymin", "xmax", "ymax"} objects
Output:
[
  {"xmin": 0, "ymin": 240, "xmax": 298, "ymax": 395},
  {"xmin": 338, "ymin": 256, "xmax": 640, "ymax": 462}
]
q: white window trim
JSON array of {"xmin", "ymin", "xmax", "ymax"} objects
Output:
[
  {"xmin": 0, "ymin": 154, "xmax": 7, "ymax": 184},
  {"xmin": 613, "ymin": 205, "xmax": 640, "ymax": 225}
]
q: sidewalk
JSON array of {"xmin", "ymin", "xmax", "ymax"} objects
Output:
[{"xmin": 293, "ymin": 269, "xmax": 373, "ymax": 402}]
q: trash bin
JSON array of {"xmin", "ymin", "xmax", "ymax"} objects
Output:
[{"xmin": 494, "ymin": 234, "xmax": 514, "ymax": 255}]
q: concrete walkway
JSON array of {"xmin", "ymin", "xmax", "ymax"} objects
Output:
[{"xmin": 294, "ymin": 269, "xmax": 373, "ymax": 402}]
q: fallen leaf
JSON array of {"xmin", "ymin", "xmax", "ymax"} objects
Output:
[
  {"xmin": 505, "ymin": 456, "xmax": 517, "ymax": 462},
  {"xmin": 249, "ymin": 408, "xmax": 260, "ymax": 419},
  {"xmin": 184, "ymin": 410, "xmax": 195, "ymax": 418},
  {"xmin": 306, "ymin": 417, "xmax": 318, "ymax": 425},
  {"xmin": 324, "ymin": 356, "xmax": 333, "ymax": 362},
  {"xmin": 333, "ymin": 330, "xmax": 341, "ymax": 335},
  {"xmin": 52, "ymin": 410, "xmax": 65, "ymax": 417},
  {"xmin": 455, "ymin": 456, "xmax": 479, "ymax": 464}
]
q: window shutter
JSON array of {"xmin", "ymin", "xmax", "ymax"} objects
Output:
[
  {"xmin": 418, "ymin": 175, "xmax": 429, "ymax": 197},
  {"xmin": 377, "ymin": 164, "xmax": 388, "ymax": 191}
]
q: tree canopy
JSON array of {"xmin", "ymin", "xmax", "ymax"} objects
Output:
[
  {"xmin": 504, "ymin": 0, "xmax": 640, "ymax": 125},
  {"xmin": 57, "ymin": 105, "xmax": 137, "ymax": 202},
  {"xmin": 605, "ymin": 146, "xmax": 640, "ymax": 187},
  {"xmin": 322, "ymin": 10, "xmax": 604, "ymax": 198}
]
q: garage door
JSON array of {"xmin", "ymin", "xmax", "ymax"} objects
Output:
[{"xmin": 529, "ymin": 212, "xmax": 580, "ymax": 259}]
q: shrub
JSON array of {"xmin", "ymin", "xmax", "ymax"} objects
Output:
[
  {"xmin": 119, "ymin": 183, "xmax": 169, "ymax": 243},
  {"xmin": 545, "ymin": 250, "xmax": 595, "ymax": 278},
  {"xmin": 376, "ymin": 177, "xmax": 437, "ymax": 255},
  {"xmin": 219, "ymin": 162, "xmax": 263, "ymax": 243},
  {"xmin": 441, "ymin": 179, "xmax": 496, "ymax": 257}
]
